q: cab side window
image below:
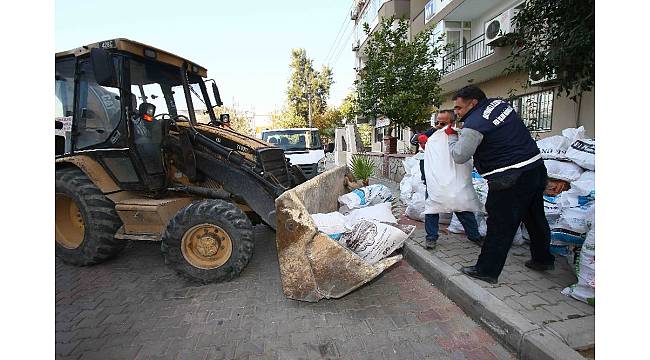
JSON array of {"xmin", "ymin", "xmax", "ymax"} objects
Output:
[
  {"xmin": 55, "ymin": 58, "xmax": 75, "ymax": 117},
  {"xmin": 75, "ymin": 60, "xmax": 122, "ymax": 150},
  {"xmin": 55, "ymin": 58, "xmax": 75, "ymax": 155}
]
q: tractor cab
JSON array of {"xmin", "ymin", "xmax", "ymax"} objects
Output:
[{"xmin": 55, "ymin": 39, "xmax": 225, "ymax": 193}]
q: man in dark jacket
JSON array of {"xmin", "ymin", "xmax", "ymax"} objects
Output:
[
  {"xmin": 411, "ymin": 110, "xmax": 481, "ymax": 250},
  {"xmin": 445, "ymin": 85, "xmax": 555, "ymax": 284}
]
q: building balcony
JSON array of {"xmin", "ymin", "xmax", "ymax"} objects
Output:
[
  {"xmin": 438, "ymin": 38, "xmax": 511, "ymax": 95},
  {"xmin": 441, "ymin": 33, "xmax": 493, "ymax": 75}
]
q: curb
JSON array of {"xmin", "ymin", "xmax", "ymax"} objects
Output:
[{"xmin": 403, "ymin": 241, "xmax": 584, "ymax": 360}]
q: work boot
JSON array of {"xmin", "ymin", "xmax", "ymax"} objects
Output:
[
  {"xmin": 468, "ymin": 236, "xmax": 485, "ymax": 246},
  {"xmin": 425, "ymin": 239, "xmax": 437, "ymax": 249},
  {"xmin": 524, "ymin": 260, "xmax": 555, "ymax": 272},
  {"xmin": 461, "ymin": 266, "xmax": 498, "ymax": 284}
]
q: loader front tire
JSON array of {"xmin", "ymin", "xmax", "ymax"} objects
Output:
[
  {"xmin": 55, "ymin": 167, "xmax": 125, "ymax": 265},
  {"xmin": 161, "ymin": 199, "xmax": 254, "ymax": 283}
]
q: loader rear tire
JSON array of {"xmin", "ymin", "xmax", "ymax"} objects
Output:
[
  {"xmin": 161, "ymin": 199, "xmax": 254, "ymax": 283},
  {"xmin": 55, "ymin": 167, "xmax": 125, "ymax": 265}
]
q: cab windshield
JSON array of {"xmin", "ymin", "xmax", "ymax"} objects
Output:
[
  {"xmin": 262, "ymin": 130, "xmax": 322, "ymax": 151},
  {"xmin": 129, "ymin": 58, "xmax": 214, "ymax": 123}
]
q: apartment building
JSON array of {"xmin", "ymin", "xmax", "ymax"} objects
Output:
[{"xmin": 351, "ymin": 0, "xmax": 595, "ymax": 152}]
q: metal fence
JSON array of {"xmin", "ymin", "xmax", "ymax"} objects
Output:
[{"xmin": 442, "ymin": 34, "xmax": 494, "ymax": 74}]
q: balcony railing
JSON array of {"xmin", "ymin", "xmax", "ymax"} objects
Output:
[{"xmin": 441, "ymin": 33, "xmax": 494, "ymax": 75}]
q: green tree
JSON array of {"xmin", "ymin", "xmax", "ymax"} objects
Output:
[
  {"xmin": 357, "ymin": 123, "xmax": 373, "ymax": 149},
  {"xmin": 339, "ymin": 91, "xmax": 357, "ymax": 123},
  {"xmin": 313, "ymin": 107, "xmax": 344, "ymax": 142},
  {"xmin": 199, "ymin": 104, "xmax": 254, "ymax": 135},
  {"xmin": 273, "ymin": 107, "xmax": 306, "ymax": 129},
  {"xmin": 355, "ymin": 17, "xmax": 444, "ymax": 134},
  {"xmin": 506, "ymin": 0, "xmax": 595, "ymax": 100},
  {"xmin": 286, "ymin": 48, "xmax": 334, "ymax": 125}
]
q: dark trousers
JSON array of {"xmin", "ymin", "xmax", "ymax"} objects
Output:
[
  {"xmin": 476, "ymin": 165, "xmax": 555, "ymax": 278},
  {"xmin": 425, "ymin": 212, "xmax": 480, "ymax": 242}
]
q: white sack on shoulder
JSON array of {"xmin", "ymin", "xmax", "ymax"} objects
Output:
[
  {"xmin": 544, "ymin": 159, "xmax": 584, "ymax": 182},
  {"xmin": 423, "ymin": 128, "xmax": 483, "ymax": 214}
]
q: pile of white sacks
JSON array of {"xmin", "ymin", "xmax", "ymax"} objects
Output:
[
  {"xmin": 310, "ymin": 184, "xmax": 415, "ymax": 265},
  {"xmin": 399, "ymin": 126, "xmax": 595, "ymax": 304},
  {"xmin": 536, "ymin": 126, "xmax": 595, "ymax": 304}
]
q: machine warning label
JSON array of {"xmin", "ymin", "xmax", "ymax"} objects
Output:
[{"xmin": 55, "ymin": 116, "xmax": 73, "ymax": 132}]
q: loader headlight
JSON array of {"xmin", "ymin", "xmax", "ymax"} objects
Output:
[{"xmin": 317, "ymin": 158, "xmax": 326, "ymax": 173}]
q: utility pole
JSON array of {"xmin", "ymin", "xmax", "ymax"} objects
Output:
[
  {"xmin": 308, "ymin": 83, "xmax": 312, "ymax": 128},
  {"xmin": 303, "ymin": 60, "xmax": 313, "ymax": 128}
]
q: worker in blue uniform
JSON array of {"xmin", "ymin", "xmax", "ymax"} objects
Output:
[{"xmin": 446, "ymin": 85, "xmax": 555, "ymax": 284}]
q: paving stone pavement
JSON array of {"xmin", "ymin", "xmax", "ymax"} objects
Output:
[
  {"xmin": 56, "ymin": 225, "xmax": 516, "ymax": 360},
  {"xmin": 375, "ymin": 176, "xmax": 595, "ymax": 353}
]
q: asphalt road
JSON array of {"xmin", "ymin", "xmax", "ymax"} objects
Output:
[{"xmin": 56, "ymin": 225, "xmax": 514, "ymax": 360}]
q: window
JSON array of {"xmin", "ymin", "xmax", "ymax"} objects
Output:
[
  {"xmin": 129, "ymin": 60, "xmax": 174, "ymax": 116},
  {"xmin": 55, "ymin": 58, "xmax": 75, "ymax": 117},
  {"xmin": 510, "ymin": 90, "xmax": 554, "ymax": 132},
  {"xmin": 56, "ymin": 58, "xmax": 75, "ymax": 155},
  {"xmin": 395, "ymin": 124, "xmax": 403, "ymax": 141},
  {"xmin": 261, "ymin": 130, "xmax": 321, "ymax": 151},
  {"xmin": 75, "ymin": 60, "xmax": 122, "ymax": 150}
]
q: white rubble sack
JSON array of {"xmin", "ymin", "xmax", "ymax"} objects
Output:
[
  {"xmin": 338, "ymin": 184, "xmax": 393, "ymax": 213},
  {"xmin": 544, "ymin": 159, "xmax": 584, "ymax": 182},
  {"xmin": 345, "ymin": 202, "xmax": 397, "ymax": 225},
  {"xmin": 423, "ymin": 127, "xmax": 483, "ymax": 214},
  {"xmin": 399, "ymin": 155, "xmax": 422, "ymax": 203},
  {"xmin": 561, "ymin": 126, "xmax": 586, "ymax": 143},
  {"xmin": 562, "ymin": 226, "xmax": 595, "ymax": 305},
  {"xmin": 536, "ymin": 135, "xmax": 571, "ymax": 160},
  {"xmin": 338, "ymin": 220, "xmax": 415, "ymax": 264},
  {"xmin": 566, "ymin": 138, "xmax": 595, "ymax": 170},
  {"xmin": 557, "ymin": 171, "xmax": 595, "ymax": 209},
  {"xmin": 310, "ymin": 212, "xmax": 347, "ymax": 238},
  {"xmin": 405, "ymin": 191, "xmax": 426, "ymax": 222},
  {"xmin": 550, "ymin": 203, "xmax": 594, "ymax": 246}
]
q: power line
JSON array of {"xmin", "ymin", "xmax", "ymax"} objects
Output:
[
  {"xmin": 330, "ymin": 23, "xmax": 355, "ymax": 68},
  {"xmin": 325, "ymin": 1, "xmax": 357, "ymax": 65},
  {"xmin": 324, "ymin": 3, "xmax": 353, "ymax": 64}
]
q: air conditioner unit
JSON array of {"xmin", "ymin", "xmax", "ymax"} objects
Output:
[
  {"xmin": 485, "ymin": 7, "xmax": 518, "ymax": 47},
  {"xmin": 529, "ymin": 69, "xmax": 558, "ymax": 86},
  {"xmin": 352, "ymin": 40, "xmax": 360, "ymax": 52},
  {"xmin": 351, "ymin": 9, "xmax": 358, "ymax": 20}
]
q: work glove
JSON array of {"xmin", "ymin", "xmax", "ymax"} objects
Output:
[
  {"xmin": 417, "ymin": 134, "xmax": 428, "ymax": 150},
  {"xmin": 444, "ymin": 126, "xmax": 458, "ymax": 136}
]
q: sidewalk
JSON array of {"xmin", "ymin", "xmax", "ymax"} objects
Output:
[{"xmin": 373, "ymin": 176, "xmax": 595, "ymax": 360}]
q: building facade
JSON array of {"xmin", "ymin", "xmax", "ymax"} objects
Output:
[{"xmin": 351, "ymin": 0, "xmax": 595, "ymax": 152}]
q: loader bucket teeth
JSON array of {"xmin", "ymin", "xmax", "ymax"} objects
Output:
[{"xmin": 275, "ymin": 165, "xmax": 401, "ymax": 302}]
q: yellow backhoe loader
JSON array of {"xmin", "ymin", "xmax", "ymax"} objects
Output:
[{"xmin": 55, "ymin": 39, "xmax": 400, "ymax": 301}]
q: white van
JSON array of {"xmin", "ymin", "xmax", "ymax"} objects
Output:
[{"xmin": 260, "ymin": 128, "xmax": 326, "ymax": 178}]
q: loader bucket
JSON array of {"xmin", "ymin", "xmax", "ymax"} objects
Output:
[{"xmin": 275, "ymin": 165, "xmax": 402, "ymax": 302}]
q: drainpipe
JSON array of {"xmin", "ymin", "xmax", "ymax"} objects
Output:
[{"xmin": 576, "ymin": 94, "xmax": 583, "ymax": 128}]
